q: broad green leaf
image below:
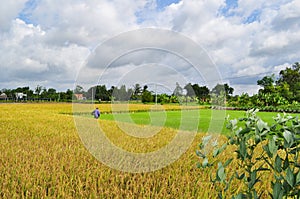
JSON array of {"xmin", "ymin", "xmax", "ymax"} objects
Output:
[
  {"xmin": 286, "ymin": 167, "xmax": 295, "ymax": 187},
  {"xmin": 231, "ymin": 119, "xmax": 237, "ymax": 127},
  {"xmin": 248, "ymin": 171, "xmax": 259, "ymax": 189},
  {"xmin": 283, "ymin": 156, "xmax": 289, "ymax": 170},
  {"xmin": 202, "ymin": 135, "xmax": 212, "ymax": 146},
  {"xmin": 213, "ymin": 148, "xmax": 219, "ymax": 157},
  {"xmin": 252, "ymin": 190, "xmax": 258, "ymax": 199},
  {"xmin": 235, "ymin": 193, "xmax": 245, "ymax": 199},
  {"xmin": 217, "ymin": 162, "xmax": 226, "ymax": 182},
  {"xmin": 214, "ymin": 143, "xmax": 227, "ymax": 157},
  {"xmin": 196, "ymin": 150, "xmax": 205, "ymax": 158},
  {"xmin": 257, "ymin": 119, "xmax": 269, "ymax": 133},
  {"xmin": 275, "ymin": 155, "xmax": 282, "ymax": 173},
  {"xmin": 268, "ymin": 138, "xmax": 277, "ymax": 157},
  {"xmin": 239, "ymin": 127, "xmax": 251, "ymax": 135},
  {"xmin": 263, "ymin": 145, "xmax": 272, "ymax": 158},
  {"xmin": 239, "ymin": 139, "xmax": 247, "ymax": 160},
  {"xmin": 236, "ymin": 127, "xmax": 243, "ymax": 136},
  {"xmin": 255, "ymin": 135, "xmax": 260, "ymax": 144},
  {"xmin": 283, "ymin": 130, "xmax": 293, "ymax": 147},
  {"xmin": 296, "ymin": 171, "xmax": 300, "ymax": 185},
  {"xmin": 272, "ymin": 181, "xmax": 283, "ymax": 199},
  {"xmin": 202, "ymin": 158, "xmax": 209, "ymax": 168},
  {"xmin": 256, "ymin": 165, "xmax": 269, "ymax": 172}
]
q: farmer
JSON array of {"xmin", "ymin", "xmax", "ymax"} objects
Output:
[{"xmin": 92, "ymin": 107, "xmax": 101, "ymax": 119}]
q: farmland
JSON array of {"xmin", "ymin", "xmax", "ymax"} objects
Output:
[{"xmin": 0, "ymin": 103, "xmax": 299, "ymax": 198}]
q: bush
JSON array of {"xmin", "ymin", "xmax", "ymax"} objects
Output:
[{"xmin": 196, "ymin": 109, "xmax": 300, "ymax": 198}]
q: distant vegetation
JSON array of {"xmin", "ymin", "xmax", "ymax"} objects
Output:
[
  {"xmin": 228, "ymin": 62, "xmax": 300, "ymax": 110},
  {"xmin": 1, "ymin": 62, "xmax": 299, "ymax": 109}
]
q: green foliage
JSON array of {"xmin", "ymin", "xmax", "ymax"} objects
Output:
[
  {"xmin": 227, "ymin": 62, "xmax": 300, "ymax": 108},
  {"xmin": 197, "ymin": 109, "xmax": 300, "ymax": 198},
  {"xmin": 211, "ymin": 90, "xmax": 226, "ymax": 107},
  {"xmin": 157, "ymin": 93, "xmax": 170, "ymax": 104},
  {"xmin": 190, "ymin": 83, "xmax": 210, "ymax": 103},
  {"xmin": 257, "ymin": 74, "xmax": 275, "ymax": 94},
  {"xmin": 277, "ymin": 62, "xmax": 300, "ymax": 101},
  {"xmin": 212, "ymin": 83, "xmax": 234, "ymax": 100},
  {"xmin": 141, "ymin": 90, "xmax": 154, "ymax": 103}
]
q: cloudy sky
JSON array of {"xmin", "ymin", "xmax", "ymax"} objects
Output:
[{"xmin": 1, "ymin": 0, "xmax": 299, "ymax": 95}]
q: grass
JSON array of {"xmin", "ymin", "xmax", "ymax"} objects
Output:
[
  {"xmin": 0, "ymin": 103, "xmax": 299, "ymax": 198},
  {"xmin": 99, "ymin": 108, "xmax": 294, "ymax": 134}
]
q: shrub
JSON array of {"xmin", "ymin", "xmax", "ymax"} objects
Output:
[{"xmin": 197, "ymin": 109, "xmax": 300, "ymax": 198}]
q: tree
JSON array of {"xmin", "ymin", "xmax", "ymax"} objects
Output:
[
  {"xmin": 277, "ymin": 62, "xmax": 300, "ymax": 101},
  {"xmin": 211, "ymin": 83, "xmax": 234, "ymax": 100},
  {"xmin": 141, "ymin": 85, "xmax": 153, "ymax": 103},
  {"xmin": 257, "ymin": 74, "xmax": 275, "ymax": 94},
  {"xmin": 193, "ymin": 84, "xmax": 210, "ymax": 102},
  {"xmin": 65, "ymin": 89, "xmax": 73, "ymax": 101},
  {"xmin": 110, "ymin": 85, "xmax": 132, "ymax": 101},
  {"xmin": 35, "ymin": 85, "xmax": 43, "ymax": 97},
  {"xmin": 276, "ymin": 82, "xmax": 292, "ymax": 101},
  {"xmin": 173, "ymin": 82, "xmax": 183, "ymax": 96},
  {"xmin": 74, "ymin": 85, "xmax": 84, "ymax": 94},
  {"xmin": 143, "ymin": 85, "xmax": 148, "ymax": 92},
  {"xmin": 238, "ymin": 93, "xmax": 251, "ymax": 107},
  {"xmin": 132, "ymin": 83, "xmax": 142, "ymax": 100},
  {"xmin": 108, "ymin": 86, "xmax": 115, "ymax": 101},
  {"xmin": 1, "ymin": 88, "xmax": 13, "ymax": 99},
  {"xmin": 95, "ymin": 85, "xmax": 109, "ymax": 101},
  {"xmin": 184, "ymin": 83, "xmax": 195, "ymax": 97},
  {"xmin": 13, "ymin": 86, "xmax": 34, "ymax": 99},
  {"xmin": 157, "ymin": 93, "xmax": 170, "ymax": 104},
  {"xmin": 224, "ymin": 83, "xmax": 234, "ymax": 97},
  {"xmin": 40, "ymin": 87, "xmax": 47, "ymax": 98},
  {"xmin": 118, "ymin": 85, "xmax": 129, "ymax": 101},
  {"xmin": 47, "ymin": 88, "xmax": 58, "ymax": 100},
  {"xmin": 141, "ymin": 90, "xmax": 153, "ymax": 103}
]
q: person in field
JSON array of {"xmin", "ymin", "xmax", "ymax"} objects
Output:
[{"xmin": 92, "ymin": 107, "xmax": 101, "ymax": 119}]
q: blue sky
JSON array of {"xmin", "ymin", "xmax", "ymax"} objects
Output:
[
  {"xmin": 18, "ymin": 0, "xmax": 38, "ymax": 24},
  {"xmin": 0, "ymin": 0, "xmax": 299, "ymax": 95},
  {"xmin": 156, "ymin": 0, "xmax": 180, "ymax": 10},
  {"xmin": 220, "ymin": 0, "xmax": 238, "ymax": 17}
]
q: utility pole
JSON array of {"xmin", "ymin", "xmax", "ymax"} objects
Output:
[{"xmin": 155, "ymin": 84, "xmax": 157, "ymax": 106}]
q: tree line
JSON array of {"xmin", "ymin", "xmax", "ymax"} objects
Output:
[
  {"xmin": 228, "ymin": 62, "xmax": 300, "ymax": 108},
  {"xmin": 74, "ymin": 83, "xmax": 215, "ymax": 104},
  {"xmin": 1, "ymin": 62, "xmax": 299, "ymax": 106},
  {"xmin": 0, "ymin": 86, "xmax": 73, "ymax": 102}
]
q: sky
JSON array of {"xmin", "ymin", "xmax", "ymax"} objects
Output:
[{"xmin": 0, "ymin": 0, "xmax": 299, "ymax": 95}]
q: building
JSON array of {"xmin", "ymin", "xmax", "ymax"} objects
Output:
[
  {"xmin": 0, "ymin": 93, "xmax": 7, "ymax": 100},
  {"xmin": 74, "ymin": 93, "xmax": 85, "ymax": 100},
  {"xmin": 15, "ymin": 93, "xmax": 27, "ymax": 100}
]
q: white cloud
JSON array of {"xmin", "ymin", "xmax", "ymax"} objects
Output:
[
  {"xmin": 271, "ymin": 0, "xmax": 300, "ymax": 30},
  {"xmin": 0, "ymin": 0, "xmax": 27, "ymax": 31},
  {"xmin": 28, "ymin": 0, "xmax": 145, "ymax": 46},
  {"xmin": 233, "ymin": 84, "xmax": 260, "ymax": 95},
  {"xmin": 0, "ymin": 18, "xmax": 89, "ymax": 90},
  {"xmin": 0, "ymin": 0, "xmax": 299, "ymax": 95}
]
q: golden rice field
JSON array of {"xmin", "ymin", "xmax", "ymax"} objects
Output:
[{"xmin": 0, "ymin": 103, "xmax": 273, "ymax": 198}]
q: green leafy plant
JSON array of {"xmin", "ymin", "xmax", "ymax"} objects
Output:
[{"xmin": 197, "ymin": 109, "xmax": 300, "ymax": 198}]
